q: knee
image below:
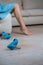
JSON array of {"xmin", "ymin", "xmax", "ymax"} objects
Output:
[{"xmin": 14, "ymin": 3, "xmax": 19, "ymax": 8}]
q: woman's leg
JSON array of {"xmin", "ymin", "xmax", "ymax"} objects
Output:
[{"xmin": 12, "ymin": 3, "xmax": 32, "ymax": 35}]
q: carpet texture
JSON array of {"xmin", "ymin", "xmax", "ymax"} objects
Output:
[{"xmin": 0, "ymin": 25, "xmax": 43, "ymax": 65}]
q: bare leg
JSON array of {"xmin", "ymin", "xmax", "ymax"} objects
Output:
[{"xmin": 12, "ymin": 4, "xmax": 32, "ymax": 35}]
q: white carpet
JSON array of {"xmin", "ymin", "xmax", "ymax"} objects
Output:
[{"xmin": 0, "ymin": 25, "xmax": 43, "ymax": 65}]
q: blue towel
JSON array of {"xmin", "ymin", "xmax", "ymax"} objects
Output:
[{"xmin": 0, "ymin": 3, "xmax": 14, "ymax": 19}]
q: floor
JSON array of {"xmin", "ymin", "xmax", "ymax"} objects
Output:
[{"xmin": 0, "ymin": 25, "xmax": 43, "ymax": 65}]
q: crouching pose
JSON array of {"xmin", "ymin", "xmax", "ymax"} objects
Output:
[{"xmin": 0, "ymin": 3, "xmax": 32, "ymax": 35}]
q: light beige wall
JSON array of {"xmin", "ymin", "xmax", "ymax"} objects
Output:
[{"xmin": 23, "ymin": 0, "xmax": 43, "ymax": 9}]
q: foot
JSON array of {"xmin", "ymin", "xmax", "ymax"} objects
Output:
[{"xmin": 20, "ymin": 27, "xmax": 32, "ymax": 35}]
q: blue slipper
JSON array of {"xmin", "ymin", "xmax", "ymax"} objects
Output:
[
  {"xmin": 7, "ymin": 44, "xmax": 21, "ymax": 50},
  {"xmin": 7, "ymin": 43, "xmax": 17, "ymax": 50},
  {"xmin": 2, "ymin": 32, "xmax": 11, "ymax": 39},
  {"xmin": 7, "ymin": 38, "xmax": 19, "ymax": 50}
]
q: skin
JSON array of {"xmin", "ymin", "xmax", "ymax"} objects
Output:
[{"xmin": 11, "ymin": 3, "xmax": 32, "ymax": 35}]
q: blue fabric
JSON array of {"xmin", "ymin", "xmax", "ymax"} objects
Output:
[{"xmin": 0, "ymin": 3, "xmax": 14, "ymax": 19}]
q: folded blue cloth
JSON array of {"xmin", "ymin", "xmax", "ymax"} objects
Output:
[{"xmin": 0, "ymin": 3, "xmax": 14, "ymax": 19}]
